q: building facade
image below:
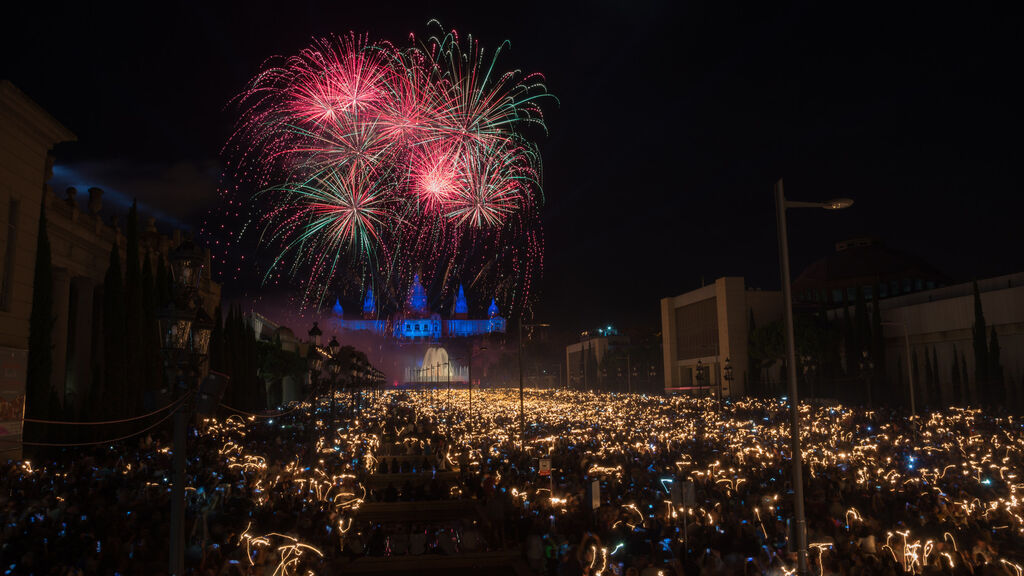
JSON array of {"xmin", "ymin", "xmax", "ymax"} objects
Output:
[
  {"xmin": 660, "ymin": 277, "xmax": 782, "ymax": 397},
  {"xmin": 0, "ymin": 81, "xmax": 75, "ymax": 458},
  {"xmin": 0, "ymin": 82, "xmax": 221, "ymax": 458},
  {"xmin": 324, "ymin": 276, "xmax": 506, "ymax": 341},
  {"xmin": 828, "ymin": 272, "xmax": 1024, "ymax": 406}
]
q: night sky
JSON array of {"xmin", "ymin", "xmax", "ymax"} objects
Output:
[{"xmin": 4, "ymin": 1, "xmax": 1021, "ymax": 334}]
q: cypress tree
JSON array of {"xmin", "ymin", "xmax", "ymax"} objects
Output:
[
  {"xmin": 747, "ymin": 309, "xmax": 761, "ymax": 395},
  {"xmin": 156, "ymin": 254, "xmax": 171, "ymax": 307},
  {"xmin": 989, "ymin": 328, "xmax": 1004, "ymax": 406},
  {"xmin": 923, "ymin": 347, "xmax": 934, "ymax": 407},
  {"xmin": 896, "ymin": 355, "xmax": 908, "ymax": 409},
  {"xmin": 961, "ymin": 351, "xmax": 970, "ymax": 405},
  {"xmin": 931, "ymin": 346, "xmax": 941, "ymax": 407},
  {"xmin": 223, "ymin": 305, "xmax": 239, "ymax": 407},
  {"xmin": 870, "ymin": 294, "xmax": 885, "ymax": 402},
  {"xmin": 141, "ymin": 251, "xmax": 162, "ymax": 409},
  {"xmin": 854, "ymin": 287, "xmax": 870, "ymax": 373},
  {"xmin": 25, "ymin": 199, "xmax": 53, "ymax": 445},
  {"xmin": 124, "ymin": 201, "xmax": 143, "ymax": 413},
  {"xmin": 842, "ymin": 292, "xmax": 856, "ymax": 377},
  {"xmin": 972, "ymin": 281, "xmax": 988, "ymax": 405},
  {"xmin": 951, "ymin": 348, "xmax": 962, "ymax": 406},
  {"xmin": 102, "ymin": 241, "xmax": 127, "ymax": 418},
  {"xmin": 209, "ymin": 305, "xmax": 224, "ymax": 373},
  {"xmin": 912, "ymin": 349, "xmax": 924, "ymax": 410}
]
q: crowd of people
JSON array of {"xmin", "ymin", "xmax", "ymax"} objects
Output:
[{"xmin": 1, "ymin": 388, "xmax": 1023, "ymax": 575}]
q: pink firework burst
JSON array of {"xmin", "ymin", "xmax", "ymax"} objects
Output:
[{"xmin": 218, "ymin": 23, "xmax": 554, "ymax": 311}]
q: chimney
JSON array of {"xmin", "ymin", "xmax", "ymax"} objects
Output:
[
  {"xmin": 65, "ymin": 187, "xmax": 77, "ymax": 206},
  {"xmin": 88, "ymin": 187, "xmax": 103, "ymax": 215}
]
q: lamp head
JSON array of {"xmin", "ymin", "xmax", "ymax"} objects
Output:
[
  {"xmin": 191, "ymin": 307, "xmax": 214, "ymax": 358},
  {"xmin": 823, "ymin": 198, "xmax": 854, "ymax": 210},
  {"xmin": 158, "ymin": 306, "xmax": 194, "ymax": 355},
  {"xmin": 308, "ymin": 322, "xmax": 322, "ymax": 346},
  {"xmin": 169, "ymin": 239, "xmax": 205, "ymax": 291}
]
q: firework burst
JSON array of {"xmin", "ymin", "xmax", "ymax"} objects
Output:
[{"xmin": 214, "ymin": 24, "xmax": 553, "ymax": 313}]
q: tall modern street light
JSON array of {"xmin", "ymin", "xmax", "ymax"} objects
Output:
[
  {"xmin": 775, "ymin": 178, "xmax": 853, "ymax": 576},
  {"xmin": 881, "ymin": 320, "xmax": 915, "ymax": 416}
]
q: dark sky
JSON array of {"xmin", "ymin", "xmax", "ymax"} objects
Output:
[{"xmin": 4, "ymin": 1, "xmax": 1021, "ymax": 334}]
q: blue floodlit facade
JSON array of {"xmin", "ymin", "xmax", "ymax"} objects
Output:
[{"xmin": 325, "ymin": 275, "xmax": 505, "ymax": 341}]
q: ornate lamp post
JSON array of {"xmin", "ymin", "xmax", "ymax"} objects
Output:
[
  {"xmin": 307, "ymin": 322, "xmax": 324, "ymax": 451},
  {"xmin": 326, "ymin": 335, "xmax": 341, "ymax": 433},
  {"xmin": 159, "ymin": 239, "xmax": 210, "ymax": 576}
]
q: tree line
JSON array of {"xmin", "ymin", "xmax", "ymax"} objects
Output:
[
  {"xmin": 747, "ymin": 282, "xmax": 1012, "ymax": 411},
  {"xmin": 23, "ymin": 200, "xmax": 279, "ymax": 448}
]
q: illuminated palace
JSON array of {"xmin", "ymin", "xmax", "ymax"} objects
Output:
[{"xmin": 324, "ymin": 275, "xmax": 506, "ymax": 384}]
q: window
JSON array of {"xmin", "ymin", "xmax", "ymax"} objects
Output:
[
  {"xmin": 914, "ymin": 279, "xmax": 923, "ymax": 291},
  {"xmin": 890, "ymin": 280, "xmax": 899, "ymax": 296},
  {"xmin": 832, "ymin": 289, "xmax": 843, "ymax": 303},
  {"xmin": 847, "ymin": 286, "xmax": 856, "ymax": 300},
  {"xmin": 879, "ymin": 284, "xmax": 888, "ymax": 299},
  {"xmin": 1, "ymin": 199, "xmax": 19, "ymax": 311},
  {"xmin": 904, "ymin": 279, "xmax": 912, "ymax": 293},
  {"xmin": 926, "ymin": 281, "xmax": 935, "ymax": 290},
  {"xmin": 864, "ymin": 285, "xmax": 873, "ymax": 300}
]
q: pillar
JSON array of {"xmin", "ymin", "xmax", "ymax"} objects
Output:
[
  {"xmin": 50, "ymin": 267, "xmax": 70, "ymax": 406},
  {"xmin": 68, "ymin": 276, "xmax": 94, "ymax": 411}
]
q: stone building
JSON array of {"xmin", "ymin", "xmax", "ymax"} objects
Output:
[
  {"xmin": 826, "ymin": 272, "xmax": 1024, "ymax": 406},
  {"xmin": 660, "ymin": 277, "xmax": 782, "ymax": 397},
  {"xmin": 0, "ymin": 81, "xmax": 220, "ymax": 458}
]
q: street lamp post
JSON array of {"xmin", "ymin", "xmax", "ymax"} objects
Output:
[
  {"xmin": 723, "ymin": 357, "xmax": 734, "ymax": 404},
  {"xmin": 444, "ymin": 360, "xmax": 451, "ymax": 429},
  {"xmin": 307, "ymin": 322, "xmax": 323, "ymax": 435},
  {"xmin": 775, "ymin": 178, "xmax": 853, "ymax": 576},
  {"xmin": 327, "ymin": 336, "xmax": 341, "ymax": 433},
  {"xmin": 518, "ymin": 320, "xmax": 550, "ymax": 448},
  {"xmin": 458, "ymin": 345, "xmax": 488, "ymax": 435},
  {"xmin": 695, "ymin": 359, "xmax": 706, "ymax": 399},
  {"xmin": 160, "ymin": 239, "xmax": 212, "ymax": 576}
]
